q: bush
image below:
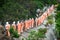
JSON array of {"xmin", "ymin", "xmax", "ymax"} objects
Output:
[
  {"xmin": 47, "ymin": 15, "xmax": 53, "ymax": 25},
  {"xmin": 9, "ymin": 26, "xmax": 19, "ymax": 38},
  {"xmin": 26, "ymin": 28, "xmax": 47, "ymax": 40},
  {"xmin": 38, "ymin": 28, "xmax": 47, "ymax": 34},
  {"xmin": 47, "ymin": 19, "xmax": 53, "ymax": 25},
  {"xmin": 57, "ymin": 4, "xmax": 60, "ymax": 11},
  {"xmin": 55, "ymin": 12, "xmax": 60, "ymax": 38},
  {"xmin": 47, "ymin": 15, "xmax": 53, "ymax": 20}
]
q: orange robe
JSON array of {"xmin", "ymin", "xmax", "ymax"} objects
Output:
[
  {"xmin": 27, "ymin": 20, "xmax": 30, "ymax": 29},
  {"xmin": 25, "ymin": 21, "xmax": 27, "ymax": 30},
  {"xmin": 40, "ymin": 15, "xmax": 44, "ymax": 24},
  {"xmin": 28, "ymin": 20, "xmax": 30, "ymax": 29},
  {"xmin": 31, "ymin": 18, "xmax": 34, "ymax": 27},
  {"xmin": 48, "ymin": 7, "xmax": 51, "ymax": 13},
  {"xmin": 25, "ymin": 20, "xmax": 29, "ymax": 30},
  {"xmin": 49, "ymin": 7, "xmax": 52, "ymax": 13},
  {"xmin": 38, "ymin": 18, "xmax": 41, "ymax": 25},
  {"xmin": 17, "ymin": 23, "xmax": 21, "ymax": 34},
  {"xmin": 21, "ymin": 22, "xmax": 24, "ymax": 32},
  {"xmin": 29, "ymin": 19, "xmax": 32, "ymax": 28},
  {"xmin": 35, "ymin": 18, "xmax": 38, "ymax": 27},
  {"xmin": 51, "ymin": 5, "xmax": 54, "ymax": 11},
  {"xmin": 12, "ymin": 24, "xmax": 16, "ymax": 30},
  {"xmin": 44, "ymin": 13, "xmax": 47, "ymax": 19},
  {"xmin": 5, "ymin": 24, "xmax": 10, "ymax": 36},
  {"xmin": 47, "ymin": 9, "xmax": 51, "ymax": 16},
  {"xmin": 37, "ymin": 18, "xmax": 40, "ymax": 26}
]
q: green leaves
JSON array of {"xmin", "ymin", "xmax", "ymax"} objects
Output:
[
  {"xmin": 12, "ymin": 30, "xmax": 19, "ymax": 38},
  {"xmin": 0, "ymin": 0, "xmax": 58, "ymax": 24},
  {"xmin": 9, "ymin": 26, "xmax": 19, "ymax": 38},
  {"xmin": 57, "ymin": 4, "xmax": 60, "ymax": 11},
  {"xmin": 38, "ymin": 28, "xmax": 47, "ymax": 34},
  {"xmin": 55, "ymin": 12, "xmax": 60, "ymax": 38},
  {"xmin": 26, "ymin": 28, "xmax": 47, "ymax": 40}
]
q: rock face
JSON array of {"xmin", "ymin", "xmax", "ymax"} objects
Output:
[{"xmin": 0, "ymin": 25, "xmax": 11, "ymax": 40}]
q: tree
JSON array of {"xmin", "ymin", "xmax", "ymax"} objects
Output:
[{"xmin": 0, "ymin": 0, "xmax": 58, "ymax": 25}]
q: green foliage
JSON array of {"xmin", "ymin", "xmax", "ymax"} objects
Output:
[
  {"xmin": 9, "ymin": 26, "xmax": 14, "ymax": 34},
  {"xmin": 29, "ymin": 30, "xmax": 36, "ymax": 35},
  {"xmin": 0, "ymin": 0, "xmax": 5, "ymax": 7},
  {"xmin": 57, "ymin": 4, "xmax": 60, "ymax": 11},
  {"xmin": 55, "ymin": 12, "xmax": 60, "ymax": 19},
  {"xmin": 47, "ymin": 19, "xmax": 53, "ymax": 24},
  {"xmin": 0, "ymin": 0, "xmax": 58, "ymax": 25},
  {"xmin": 12, "ymin": 30, "xmax": 19, "ymax": 38},
  {"xmin": 38, "ymin": 0, "xmax": 57, "ymax": 5},
  {"xmin": 26, "ymin": 28, "xmax": 47, "ymax": 40},
  {"xmin": 56, "ymin": 19, "xmax": 60, "ymax": 25},
  {"xmin": 36, "ymin": 32, "xmax": 45, "ymax": 38},
  {"xmin": 47, "ymin": 15, "xmax": 53, "ymax": 20},
  {"xmin": 56, "ymin": 24, "xmax": 60, "ymax": 32},
  {"xmin": 56, "ymin": 24, "xmax": 60, "ymax": 38},
  {"xmin": 55, "ymin": 12, "xmax": 60, "ymax": 38},
  {"xmin": 45, "ymin": 19, "xmax": 53, "ymax": 26},
  {"xmin": 38, "ymin": 28, "xmax": 47, "ymax": 34},
  {"xmin": 9, "ymin": 26, "xmax": 19, "ymax": 38},
  {"xmin": 46, "ymin": 15, "xmax": 53, "ymax": 25}
]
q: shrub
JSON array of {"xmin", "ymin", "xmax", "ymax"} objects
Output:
[
  {"xmin": 57, "ymin": 4, "xmax": 60, "ymax": 11},
  {"xmin": 9, "ymin": 26, "xmax": 19, "ymax": 38},
  {"xmin": 55, "ymin": 12, "xmax": 60, "ymax": 38},
  {"xmin": 26, "ymin": 28, "xmax": 47, "ymax": 40},
  {"xmin": 47, "ymin": 19, "xmax": 53, "ymax": 25},
  {"xmin": 38, "ymin": 28, "xmax": 47, "ymax": 34},
  {"xmin": 47, "ymin": 15, "xmax": 53, "ymax": 20}
]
